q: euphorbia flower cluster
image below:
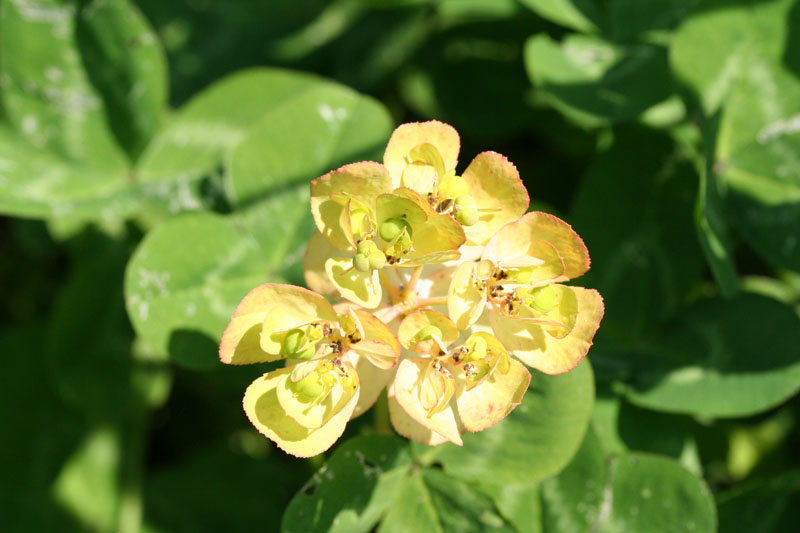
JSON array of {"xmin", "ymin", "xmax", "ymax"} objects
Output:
[{"xmin": 220, "ymin": 121, "xmax": 603, "ymax": 457}]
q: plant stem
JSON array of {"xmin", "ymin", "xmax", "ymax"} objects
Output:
[
  {"xmin": 415, "ymin": 296, "xmax": 448, "ymax": 308},
  {"xmin": 405, "ymin": 266, "xmax": 424, "ymax": 300},
  {"xmin": 374, "ymin": 390, "xmax": 392, "ymax": 435}
]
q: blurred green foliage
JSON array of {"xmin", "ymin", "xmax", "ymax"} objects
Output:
[{"xmin": 1, "ymin": 0, "xmax": 800, "ymax": 531}]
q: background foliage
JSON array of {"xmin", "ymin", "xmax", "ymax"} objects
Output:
[{"xmin": 2, "ymin": 0, "xmax": 799, "ymax": 531}]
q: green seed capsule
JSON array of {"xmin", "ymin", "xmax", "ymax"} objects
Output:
[
  {"xmin": 353, "ymin": 253, "xmax": 371, "ymax": 272},
  {"xmin": 455, "ymin": 206, "xmax": 479, "ymax": 226},
  {"xmin": 294, "ymin": 371, "xmax": 325, "ymax": 399},
  {"xmin": 368, "ymin": 250, "xmax": 386, "ymax": 270},
  {"xmin": 357, "ymin": 239, "xmax": 377, "ymax": 256},
  {"xmin": 416, "ymin": 325, "xmax": 443, "ymax": 342},
  {"xmin": 282, "ymin": 329, "xmax": 307, "ymax": 356},
  {"xmin": 379, "ymin": 217, "xmax": 412, "ymax": 242},
  {"xmin": 454, "ymin": 195, "xmax": 479, "ymax": 226}
]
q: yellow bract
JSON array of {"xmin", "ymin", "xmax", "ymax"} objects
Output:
[{"xmin": 221, "ymin": 120, "xmax": 603, "ymax": 455}]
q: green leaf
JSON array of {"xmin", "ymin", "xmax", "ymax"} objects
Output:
[
  {"xmin": 227, "ymin": 84, "xmax": 392, "ymax": 207},
  {"xmin": 0, "ymin": 0, "xmax": 128, "ymax": 172},
  {"xmin": 697, "ymin": 113, "xmax": 739, "ymax": 297},
  {"xmin": 53, "ymin": 426, "xmax": 122, "ymax": 532},
  {"xmin": 606, "ymin": 0, "xmax": 694, "ymax": 41},
  {"xmin": 570, "ymin": 127, "xmax": 706, "ymax": 339},
  {"xmin": 524, "ymin": 34, "xmax": 672, "ymax": 125},
  {"xmin": 0, "ymin": 124, "xmax": 135, "ymax": 219},
  {"xmin": 74, "ymin": 0, "xmax": 168, "ymax": 160},
  {"xmin": 717, "ymin": 470, "xmax": 800, "ymax": 533},
  {"xmin": 592, "ymin": 391, "xmax": 702, "ymax": 476},
  {"xmin": 485, "ymin": 482, "xmax": 542, "ymax": 533},
  {"xmin": 717, "ymin": 67, "xmax": 800, "ymax": 272},
  {"xmin": 518, "ymin": 0, "xmax": 601, "ymax": 32},
  {"xmin": 281, "ymin": 435, "xmax": 412, "ymax": 533},
  {"xmin": 624, "ymin": 293, "xmax": 800, "ymax": 417},
  {"xmin": 670, "ymin": 0, "xmax": 797, "ymax": 114},
  {"xmin": 137, "ymin": 68, "xmax": 372, "ymax": 185},
  {"xmin": 380, "ymin": 469, "xmax": 514, "ymax": 533},
  {"xmin": 540, "ymin": 428, "xmax": 716, "ymax": 533},
  {"xmin": 124, "ymin": 185, "xmax": 311, "ymax": 369},
  {"xmin": 431, "ymin": 358, "xmax": 594, "ymax": 484}
]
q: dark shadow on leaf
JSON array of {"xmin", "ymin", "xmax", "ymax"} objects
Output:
[{"xmin": 168, "ymin": 329, "xmax": 220, "ymax": 370}]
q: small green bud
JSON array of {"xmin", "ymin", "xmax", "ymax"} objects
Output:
[
  {"xmin": 530, "ymin": 285, "xmax": 557, "ymax": 313},
  {"xmin": 379, "ymin": 217, "xmax": 412, "ymax": 242},
  {"xmin": 368, "ymin": 250, "xmax": 386, "ymax": 270},
  {"xmin": 454, "ymin": 195, "xmax": 479, "ymax": 226},
  {"xmin": 282, "ymin": 329, "xmax": 306, "ymax": 355},
  {"xmin": 416, "ymin": 325, "xmax": 443, "ymax": 342},
  {"xmin": 357, "ymin": 239, "xmax": 377, "ymax": 256},
  {"xmin": 353, "ymin": 253, "xmax": 371, "ymax": 272},
  {"xmin": 439, "ymin": 174, "xmax": 469, "ymax": 199},
  {"xmin": 294, "ymin": 371, "xmax": 325, "ymax": 399}
]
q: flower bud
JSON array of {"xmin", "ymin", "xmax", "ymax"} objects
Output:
[
  {"xmin": 282, "ymin": 328, "xmax": 317, "ymax": 360},
  {"xmin": 454, "ymin": 195, "xmax": 479, "ymax": 226},
  {"xmin": 368, "ymin": 250, "xmax": 386, "ymax": 270},
  {"xmin": 353, "ymin": 253, "xmax": 371, "ymax": 272},
  {"xmin": 356, "ymin": 239, "xmax": 377, "ymax": 256},
  {"xmin": 293, "ymin": 370, "xmax": 325, "ymax": 399},
  {"xmin": 416, "ymin": 325, "xmax": 443, "ymax": 342},
  {"xmin": 379, "ymin": 217, "xmax": 412, "ymax": 242}
]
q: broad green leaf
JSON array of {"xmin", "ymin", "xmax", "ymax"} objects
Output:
[
  {"xmin": 570, "ymin": 127, "xmax": 706, "ymax": 339},
  {"xmin": 380, "ymin": 469, "xmax": 514, "ymax": 533},
  {"xmin": 53, "ymin": 427, "xmax": 122, "ymax": 532},
  {"xmin": 138, "ymin": 68, "xmax": 360, "ymax": 184},
  {"xmin": 518, "ymin": 0, "xmax": 601, "ymax": 32},
  {"xmin": 670, "ymin": 0, "xmax": 800, "ymax": 272},
  {"xmin": 431, "ymin": 358, "xmax": 594, "ymax": 484},
  {"xmin": 670, "ymin": 0, "xmax": 797, "ymax": 114},
  {"xmin": 624, "ymin": 293, "xmax": 800, "ymax": 417},
  {"xmin": 487, "ymin": 482, "xmax": 542, "ymax": 533},
  {"xmin": 717, "ymin": 470, "xmax": 800, "ymax": 533},
  {"xmin": 144, "ymin": 442, "xmax": 301, "ymax": 533},
  {"xmin": 697, "ymin": 113, "xmax": 739, "ymax": 296},
  {"xmin": 606, "ymin": 0, "xmax": 694, "ymax": 41},
  {"xmin": 74, "ymin": 0, "xmax": 168, "ymax": 159},
  {"xmin": 0, "ymin": 124, "xmax": 135, "ymax": 219},
  {"xmin": 539, "ymin": 428, "xmax": 716, "ymax": 533},
  {"xmin": 125, "ymin": 185, "xmax": 311, "ymax": 369},
  {"xmin": 524, "ymin": 34, "xmax": 671, "ymax": 125},
  {"xmin": 716, "ymin": 66, "xmax": 800, "ymax": 272},
  {"xmin": 282, "ymin": 435, "xmax": 412, "ymax": 533},
  {"xmin": 592, "ymin": 391, "xmax": 702, "ymax": 476},
  {"xmin": 396, "ymin": 14, "xmax": 546, "ymax": 140},
  {"xmin": 0, "ymin": 0, "xmax": 128, "ymax": 172},
  {"xmin": 228, "ymin": 84, "xmax": 391, "ymax": 206}
]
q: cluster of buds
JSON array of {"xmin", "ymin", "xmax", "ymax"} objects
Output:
[{"xmin": 220, "ymin": 121, "xmax": 603, "ymax": 457}]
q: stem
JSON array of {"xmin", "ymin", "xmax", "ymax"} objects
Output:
[
  {"xmin": 373, "ymin": 390, "xmax": 392, "ymax": 435},
  {"xmin": 405, "ymin": 266, "xmax": 424, "ymax": 300},
  {"xmin": 415, "ymin": 296, "xmax": 448, "ymax": 308},
  {"xmin": 379, "ymin": 270, "xmax": 404, "ymax": 303}
]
